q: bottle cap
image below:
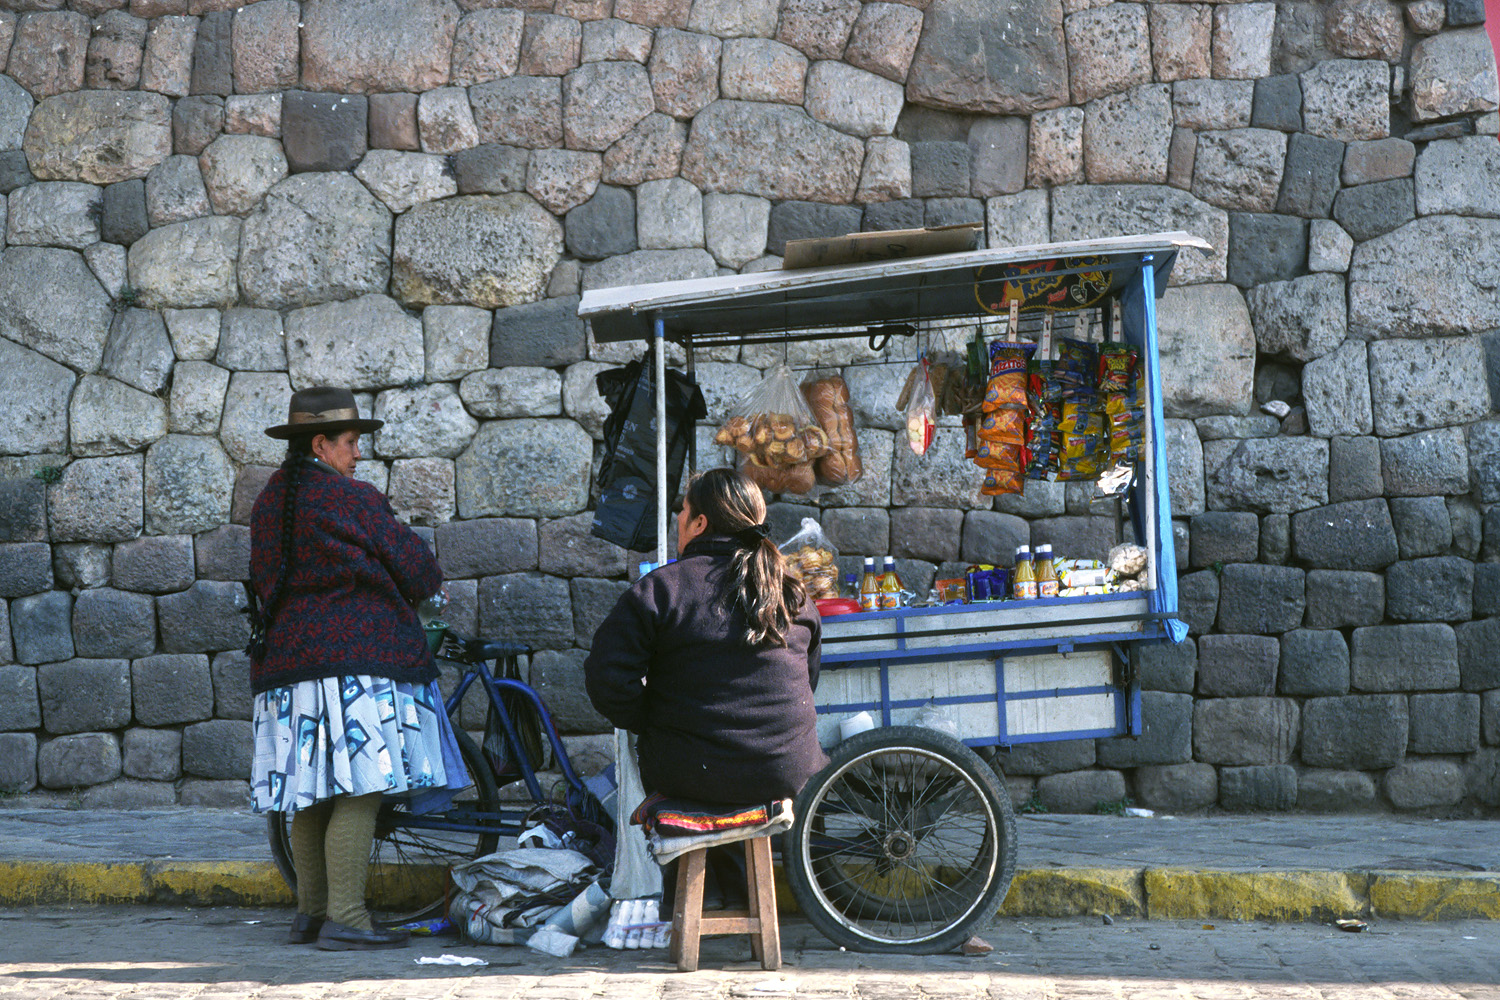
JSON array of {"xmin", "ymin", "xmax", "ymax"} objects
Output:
[
  {"xmin": 864, "ymin": 556, "xmax": 874, "ymax": 567},
  {"xmin": 1016, "ymin": 544, "xmax": 1031, "ymax": 556}
]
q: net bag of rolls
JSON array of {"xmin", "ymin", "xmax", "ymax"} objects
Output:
[
  {"xmin": 802, "ymin": 374, "xmax": 862, "ymax": 486},
  {"xmin": 714, "ymin": 363, "xmax": 830, "ymax": 495}
]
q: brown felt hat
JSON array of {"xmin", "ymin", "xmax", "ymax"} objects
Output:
[{"xmin": 264, "ymin": 386, "xmax": 384, "ymax": 440}]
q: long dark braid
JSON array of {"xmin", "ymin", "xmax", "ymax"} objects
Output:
[{"xmin": 263, "ymin": 436, "xmax": 312, "ymax": 625}]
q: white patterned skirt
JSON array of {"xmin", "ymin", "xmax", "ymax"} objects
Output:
[{"xmin": 251, "ymin": 675, "xmax": 471, "ymax": 816}]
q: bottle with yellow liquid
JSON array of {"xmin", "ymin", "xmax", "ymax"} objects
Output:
[
  {"xmin": 859, "ymin": 557, "xmax": 880, "ymax": 611},
  {"xmin": 1013, "ymin": 545, "xmax": 1037, "ymax": 600},
  {"xmin": 878, "ymin": 556, "xmax": 904, "ymax": 609},
  {"xmin": 1035, "ymin": 543, "xmax": 1059, "ymax": 599}
]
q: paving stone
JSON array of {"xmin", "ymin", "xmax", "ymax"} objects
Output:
[
  {"xmin": 1132, "ymin": 638, "xmax": 1195, "ymax": 694},
  {"xmin": 1275, "ymin": 133, "xmax": 1344, "ymax": 218},
  {"xmin": 1227, "ymin": 212, "xmax": 1307, "ymax": 287},
  {"xmin": 37, "ymin": 657, "xmax": 130, "ymax": 734},
  {"xmin": 1290, "ymin": 499, "xmax": 1397, "ymax": 571},
  {"xmin": 1409, "ymin": 27, "xmax": 1499, "ymax": 121},
  {"xmin": 121, "ymin": 727, "xmax": 180, "ymax": 781},
  {"xmin": 130, "ymin": 652, "xmax": 212, "ymax": 726},
  {"xmin": 1219, "ymin": 764, "xmax": 1297, "ymax": 811},
  {"xmin": 280, "ymin": 91, "xmax": 367, "ymax": 173},
  {"xmin": 1177, "ymin": 569, "xmax": 1219, "ymax": 636},
  {"xmin": 37, "ymin": 731, "xmax": 121, "ymax": 789},
  {"xmin": 1381, "ymin": 427, "xmax": 1472, "ymax": 497},
  {"xmin": 0, "ymin": 543, "xmax": 53, "ymax": 598},
  {"xmin": 51, "ymin": 544, "xmax": 110, "ymax": 592},
  {"xmin": 180, "ymin": 718, "xmax": 250, "ymax": 779},
  {"xmin": 1196, "ymin": 634, "xmax": 1278, "ymax": 697},
  {"xmin": 826, "ymin": 507, "xmax": 894, "ymax": 559},
  {"xmin": 1188, "ymin": 512, "xmax": 1258, "ymax": 569},
  {"xmin": 156, "ymin": 580, "xmax": 247, "ymax": 654},
  {"xmin": 1386, "ymin": 556, "xmax": 1474, "ymax": 623},
  {"xmin": 71, "ymin": 588, "xmax": 154, "ymax": 659},
  {"xmin": 1389, "ymin": 496, "xmax": 1452, "ymax": 559},
  {"xmin": 1192, "ymin": 696, "xmax": 1297, "ymax": 765}
]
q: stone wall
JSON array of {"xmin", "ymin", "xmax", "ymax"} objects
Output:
[{"xmin": 0, "ymin": 0, "xmax": 1497, "ymax": 814}]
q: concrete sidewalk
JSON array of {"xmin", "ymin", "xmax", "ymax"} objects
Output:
[{"xmin": 2, "ymin": 806, "xmax": 1498, "ymax": 922}]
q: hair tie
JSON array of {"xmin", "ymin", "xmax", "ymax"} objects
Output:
[{"xmin": 734, "ymin": 522, "xmax": 770, "ymax": 547}]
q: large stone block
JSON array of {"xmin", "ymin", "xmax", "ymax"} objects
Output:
[
  {"xmin": 1458, "ymin": 618, "xmax": 1500, "ymax": 692},
  {"xmin": 647, "ymin": 28, "xmax": 719, "ymax": 120},
  {"xmin": 804, "ymin": 60, "xmax": 902, "ymax": 139},
  {"xmin": 300, "ymin": 0, "xmax": 457, "ymax": 93},
  {"xmin": 1302, "ymin": 341, "xmax": 1372, "ymax": 439},
  {"xmin": 180, "ymin": 718, "xmax": 250, "ymax": 779},
  {"xmin": 1409, "ymin": 28, "xmax": 1499, "ymax": 122},
  {"xmin": 0, "ymin": 543, "xmax": 52, "ymax": 598},
  {"xmin": 37, "ymin": 732, "xmax": 121, "ymax": 789},
  {"xmin": 1349, "ymin": 217, "xmax": 1500, "ymax": 338},
  {"xmin": 421, "ymin": 305, "xmax": 490, "ymax": 384},
  {"xmin": 1082, "ymin": 83, "xmax": 1172, "ymax": 185},
  {"xmin": 1301, "ymin": 693, "xmax": 1408, "ymax": 768},
  {"xmin": 470, "ymin": 76, "xmax": 562, "ymax": 149},
  {"xmin": 1226, "ymin": 212, "xmax": 1307, "ymax": 288},
  {"xmin": 0, "ymin": 664, "xmax": 40, "ymax": 732},
  {"xmin": 1328, "ymin": 435, "xmax": 1383, "ymax": 503},
  {"xmin": 373, "ymin": 384, "xmax": 478, "ymax": 460},
  {"xmin": 1205, "ymin": 437, "xmax": 1328, "ymax": 514},
  {"xmin": 284, "ymin": 295, "xmax": 423, "ymax": 392},
  {"xmin": 451, "ymin": 10, "xmax": 523, "ymax": 86},
  {"xmin": 571, "ymin": 577, "xmax": 627, "ymax": 648},
  {"xmin": 1215, "ymin": 564, "xmax": 1304, "ymax": 634},
  {"xmin": 23, "ymin": 90, "xmax": 170, "ymax": 183},
  {"xmin": 529, "ymin": 648, "xmax": 608, "ymax": 733},
  {"xmin": 824, "ymin": 506, "xmax": 893, "ymax": 558},
  {"xmin": 1155, "ymin": 284, "xmax": 1254, "ymax": 419},
  {"xmin": 1275, "ymin": 132, "xmax": 1344, "ymax": 220},
  {"xmin": 172, "ymin": 94, "xmax": 225, "ymax": 155},
  {"xmin": 1386, "ymin": 557, "xmax": 1473, "ymax": 623},
  {"xmin": 68, "ymin": 377, "xmax": 163, "ymax": 460},
  {"xmin": 1217, "ymin": 764, "xmax": 1297, "ymax": 811},
  {"xmin": 143, "ymin": 435, "xmax": 234, "ymax": 535},
  {"xmin": 1132, "ymin": 761, "xmax": 1217, "ymax": 812},
  {"xmin": 1177, "ymin": 569, "xmax": 1219, "ymax": 635},
  {"xmin": 0, "ymin": 245, "xmax": 112, "ymax": 371},
  {"xmin": 1380, "ymin": 428, "xmax": 1471, "ymax": 497},
  {"xmin": 565, "ymin": 185, "xmax": 637, "ymax": 261},
  {"xmin": 37, "ymin": 658, "xmax": 131, "ymax": 733},
  {"xmin": 9, "ymin": 11, "xmax": 88, "ymax": 100},
  {"xmin": 434, "ymin": 517, "xmax": 538, "ymax": 580},
  {"xmin": 1409, "ymin": 691, "xmax": 1480, "ymax": 755},
  {"xmin": 1297, "ymin": 768, "xmax": 1377, "ymax": 811},
  {"xmin": 1096, "ymin": 691, "xmax": 1192, "ymax": 767},
  {"xmin": 0, "ymin": 343, "xmax": 72, "ymax": 455},
  {"xmin": 703, "ymin": 192, "xmax": 769, "ymax": 268},
  {"xmin": 459, "ymin": 368, "xmax": 562, "ymax": 420},
  {"xmin": 891, "ymin": 431, "xmax": 988, "ymax": 510},
  {"xmin": 477, "ymin": 571, "xmax": 573, "ymax": 651},
  {"xmin": 537, "ymin": 512, "xmax": 628, "ymax": 578},
  {"xmin": 126, "ymin": 215, "xmax": 240, "ymax": 309},
  {"xmin": 121, "ymin": 727, "xmax": 181, "ymax": 781},
  {"xmin": 101, "ymin": 309, "xmax": 174, "ymax": 397},
  {"xmin": 1050, "ymin": 184, "xmax": 1228, "ymax": 285},
  {"xmin": 0, "ymin": 479, "xmax": 46, "ymax": 545},
  {"xmin": 765, "ymin": 200, "xmax": 861, "ymax": 255},
  {"xmin": 209, "ymin": 649, "xmax": 252, "ymax": 720},
  {"xmin": 490, "ymin": 296, "xmax": 586, "ymax": 368},
  {"xmin": 1192, "ymin": 697, "xmax": 1297, "ymax": 765},
  {"xmin": 1246, "ymin": 273, "xmax": 1346, "ymax": 364},
  {"xmin": 636, "ymin": 177, "xmax": 704, "ymax": 250},
  {"xmin": 1386, "ymin": 759, "xmax": 1464, "ymax": 810},
  {"xmin": 1299, "ymin": 58, "xmax": 1390, "ymax": 140},
  {"xmin": 1036, "ymin": 768, "xmax": 1127, "ymax": 814},
  {"xmin": 1188, "ymin": 512, "xmax": 1258, "ymax": 568},
  {"xmin": 1351, "ymin": 623, "xmax": 1458, "ymax": 691},
  {"xmin": 1304, "ymin": 569, "xmax": 1384, "ymax": 630},
  {"xmin": 1414, "ymin": 136, "xmax": 1500, "ymax": 221},
  {"xmin": 1197, "ymin": 634, "xmax": 1278, "ymax": 696},
  {"xmin": 143, "ymin": 154, "xmax": 209, "ymax": 228},
  {"xmin": 1065, "ymin": 3, "xmax": 1151, "ymax": 105},
  {"xmin": 48, "ymin": 456, "xmax": 144, "ymax": 544},
  {"xmin": 1367, "ymin": 337, "xmax": 1489, "ymax": 438},
  {"xmin": 1192, "ymin": 129, "xmax": 1286, "ymax": 213},
  {"xmin": 393, "ymin": 194, "xmax": 562, "ymax": 309},
  {"xmin": 219, "ymin": 372, "xmax": 292, "ymax": 467},
  {"xmin": 1332, "ymin": 178, "xmax": 1415, "ymax": 242},
  {"xmin": 563, "ymin": 60, "xmax": 654, "ymax": 152},
  {"xmin": 156, "ymin": 580, "xmax": 248, "ymax": 654},
  {"xmin": 51, "ymin": 544, "xmax": 109, "ymax": 592},
  {"xmin": 680, "ymin": 100, "xmax": 864, "ymax": 202},
  {"xmin": 0, "ymin": 731, "xmax": 36, "ymax": 793},
  {"xmin": 131, "ymin": 652, "xmax": 212, "ymax": 726},
  {"xmin": 1471, "ymin": 420, "xmax": 1500, "ymax": 506},
  {"xmin": 1133, "ymin": 638, "xmax": 1196, "ymax": 693},
  {"xmin": 7, "ymin": 180, "xmax": 99, "ymax": 250},
  {"xmin": 71, "ymin": 588, "xmax": 154, "ymax": 659},
  {"xmin": 194, "ymin": 524, "xmax": 249, "ymax": 582},
  {"xmin": 1279, "ymin": 628, "xmax": 1350, "ymax": 696},
  {"xmin": 1289, "ymin": 499, "xmax": 1397, "ymax": 571},
  {"xmin": 456, "ymin": 419, "xmax": 592, "ymax": 519},
  {"xmin": 907, "ymin": 0, "xmax": 1068, "ymax": 115},
  {"xmin": 993, "ymin": 738, "xmax": 1095, "ymax": 778}
]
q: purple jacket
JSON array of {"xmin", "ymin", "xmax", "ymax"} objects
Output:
[{"xmin": 249, "ymin": 462, "xmax": 443, "ymax": 694}]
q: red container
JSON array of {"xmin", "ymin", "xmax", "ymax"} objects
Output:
[{"xmin": 815, "ymin": 597, "xmax": 863, "ymax": 617}]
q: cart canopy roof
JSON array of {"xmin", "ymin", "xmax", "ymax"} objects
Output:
[{"xmin": 578, "ymin": 231, "xmax": 1212, "ymax": 346}]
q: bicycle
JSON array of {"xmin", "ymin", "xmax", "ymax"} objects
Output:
[{"xmin": 265, "ymin": 631, "xmax": 613, "ymax": 925}]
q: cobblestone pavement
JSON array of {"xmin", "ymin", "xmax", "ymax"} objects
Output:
[{"xmin": 2, "ymin": 907, "xmax": 1498, "ymax": 999}]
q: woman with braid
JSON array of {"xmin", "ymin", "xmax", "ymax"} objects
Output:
[{"xmin": 248, "ymin": 386, "xmax": 467, "ymax": 950}]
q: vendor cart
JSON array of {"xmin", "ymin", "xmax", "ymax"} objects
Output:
[{"xmin": 578, "ymin": 231, "xmax": 1204, "ymax": 953}]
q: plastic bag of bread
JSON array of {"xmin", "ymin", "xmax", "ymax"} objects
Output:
[
  {"xmin": 741, "ymin": 452, "xmax": 816, "ymax": 495},
  {"xmin": 802, "ymin": 375, "xmax": 862, "ymax": 487},
  {"xmin": 714, "ymin": 364, "xmax": 830, "ymax": 472},
  {"xmin": 778, "ymin": 517, "xmax": 840, "ymax": 599}
]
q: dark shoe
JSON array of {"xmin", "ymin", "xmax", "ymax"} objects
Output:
[
  {"xmin": 287, "ymin": 913, "xmax": 325, "ymax": 944},
  {"xmin": 316, "ymin": 920, "xmax": 410, "ymax": 951}
]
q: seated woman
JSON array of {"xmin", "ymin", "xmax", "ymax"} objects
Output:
[{"xmin": 584, "ymin": 467, "xmax": 828, "ymax": 898}]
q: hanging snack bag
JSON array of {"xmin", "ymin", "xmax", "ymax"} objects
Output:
[
  {"xmin": 778, "ymin": 517, "xmax": 841, "ymax": 600},
  {"xmin": 904, "ymin": 359, "xmax": 937, "ymax": 455},
  {"xmin": 1054, "ymin": 338, "xmax": 1098, "ymax": 400},
  {"xmin": 1025, "ymin": 357, "xmax": 1061, "ymax": 478},
  {"xmin": 715, "ymin": 363, "xmax": 829, "ymax": 468},
  {"xmin": 977, "ymin": 407, "xmax": 1027, "ymax": 447},
  {"xmin": 980, "ymin": 452, "xmax": 1025, "ymax": 496},
  {"xmin": 1098, "ymin": 344, "xmax": 1138, "ymax": 395},
  {"xmin": 982, "ymin": 341, "xmax": 1034, "ymax": 412},
  {"xmin": 1055, "ymin": 399, "xmax": 1108, "ymax": 481},
  {"xmin": 802, "ymin": 375, "xmax": 862, "ymax": 487}
]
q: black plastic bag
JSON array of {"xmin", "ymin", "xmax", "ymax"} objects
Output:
[{"xmin": 592, "ymin": 350, "xmax": 706, "ymax": 551}]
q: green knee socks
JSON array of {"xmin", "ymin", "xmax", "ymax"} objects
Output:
[
  {"xmin": 324, "ymin": 792, "xmax": 383, "ymax": 930},
  {"xmin": 289, "ymin": 801, "xmax": 332, "ymax": 919}
]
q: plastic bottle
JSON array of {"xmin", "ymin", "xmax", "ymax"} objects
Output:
[
  {"xmin": 1035, "ymin": 543, "xmax": 1059, "ymax": 598},
  {"xmin": 844, "ymin": 572, "xmax": 859, "ymax": 599},
  {"xmin": 878, "ymin": 556, "xmax": 904, "ymax": 610},
  {"xmin": 1013, "ymin": 545, "xmax": 1037, "ymax": 600},
  {"xmin": 859, "ymin": 557, "xmax": 880, "ymax": 611}
]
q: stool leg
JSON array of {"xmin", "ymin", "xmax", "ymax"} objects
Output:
[
  {"xmin": 673, "ymin": 849, "xmax": 706, "ymax": 973},
  {"xmin": 745, "ymin": 839, "xmax": 763, "ymax": 964},
  {"xmin": 749, "ymin": 837, "xmax": 780, "ymax": 971}
]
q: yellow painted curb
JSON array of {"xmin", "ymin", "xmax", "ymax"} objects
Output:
[
  {"xmin": 148, "ymin": 862, "xmax": 294, "ymax": 907},
  {"xmin": 1000, "ymin": 867, "xmax": 1145, "ymax": 918},
  {"xmin": 0, "ymin": 861, "xmax": 151, "ymax": 905},
  {"xmin": 1145, "ymin": 869, "xmax": 1369, "ymax": 922},
  {"xmin": 1369, "ymin": 872, "xmax": 1500, "ymax": 920}
]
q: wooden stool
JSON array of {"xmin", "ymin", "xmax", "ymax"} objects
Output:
[{"xmin": 668, "ymin": 835, "xmax": 780, "ymax": 973}]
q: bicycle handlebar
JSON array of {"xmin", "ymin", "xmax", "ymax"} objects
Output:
[{"xmin": 438, "ymin": 629, "xmax": 529, "ymax": 663}]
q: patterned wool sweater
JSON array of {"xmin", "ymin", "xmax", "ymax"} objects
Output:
[{"xmin": 248, "ymin": 461, "xmax": 443, "ymax": 694}]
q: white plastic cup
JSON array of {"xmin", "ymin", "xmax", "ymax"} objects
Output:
[{"xmin": 839, "ymin": 711, "xmax": 875, "ymax": 741}]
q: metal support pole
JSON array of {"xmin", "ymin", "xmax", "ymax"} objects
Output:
[{"xmin": 654, "ymin": 314, "xmax": 668, "ymax": 567}]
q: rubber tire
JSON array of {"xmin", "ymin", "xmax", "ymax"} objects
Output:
[
  {"xmin": 267, "ymin": 728, "xmax": 501, "ymax": 925},
  {"xmin": 784, "ymin": 726, "xmax": 1017, "ymax": 954}
]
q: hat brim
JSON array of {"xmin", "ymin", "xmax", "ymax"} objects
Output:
[{"xmin": 265, "ymin": 417, "xmax": 384, "ymax": 440}]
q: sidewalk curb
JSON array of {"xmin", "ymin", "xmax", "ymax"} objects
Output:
[{"xmin": 5, "ymin": 860, "xmax": 1497, "ymax": 922}]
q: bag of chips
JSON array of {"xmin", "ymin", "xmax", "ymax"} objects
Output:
[
  {"xmin": 1098, "ymin": 344, "xmax": 1138, "ymax": 395},
  {"xmin": 904, "ymin": 360, "xmax": 937, "ymax": 455},
  {"xmin": 982, "ymin": 341, "xmax": 1034, "ymax": 412}
]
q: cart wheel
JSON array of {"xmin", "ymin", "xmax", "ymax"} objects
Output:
[
  {"xmin": 267, "ymin": 728, "xmax": 501, "ymax": 926},
  {"xmin": 784, "ymin": 726, "xmax": 1017, "ymax": 954}
]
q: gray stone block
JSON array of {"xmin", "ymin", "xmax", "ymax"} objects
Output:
[
  {"xmin": 566, "ymin": 186, "xmax": 637, "ymax": 261},
  {"xmin": 1133, "ymin": 638, "xmax": 1196, "ymax": 693},
  {"xmin": 1296, "ymin": 769, "xmax": 1376, "ymax": 811},
  {"xmin": 1451, "ymin": 499, "xmax": 1483, "ymax": 559},
  {"xmin": 1389, "ymin": 496, "xmax": 1452, "ymax": 559},
  {"xmin": 52, "ymin": 544, "xmax": 110, "ymax": 592},
  {"xmin": 0, "ymin": 479, "xmax": 48, "ymax": 543},
  {"xmin": 537, "ymin": 512, "xmax": 629, "ymax": 579},
  {"xmin": 0, "ymin": 665, "xmax": 40, "ymax": 731},
  {"xmin": 1457, "ymin": 618, "xmax": 1500, "ymax": 691},
  {"xmin": 1035, "ymin": 768, "xmax": 1127, "ymax": 814},
  {"xmin": 37, "ymin": 658, "xmax": 132, "ymax": 735},
  {"xmin": 1178, "ymin": 569, "xmax": 1219, "ymax": 635},
  {"xmin": 1466, "ymin": 747, "xmax": 1500, "ymax": 807},
  {"xmin": 0, "ymin": 543, "xmax": 52, "ymax": 598},
  {"xmin": 530, "ymin": 648, "xmax": 609, "ymax": 734},
  {"xmin": 72, "ymin": 588, "xmax": 155, "ymax": 659},
  {"xmin": 1096, "ymin": 691, "xmax": 1193, "ymax": 767},
  {"xmin": 1251, "ymin": 73, "xmax": 1302, "ymax": 132},
  {"xmin": 79, "ymin": 778, "xmax": 179, "ymax": 809},
  {"xmin": 1197, "ymin": 634, "xmax": 1278, "ymax": 696},
  {"xmin": 1131, "ymin": 762, "xmax": 1218, "ymax": 811},
  {"xmin": 1192, "ymin": 697, "xmax": 1298, "ymax": 765},
  {"xmin": 156, "ymin": 581, "xmax": 249, "ymax": 654},
  {"xmin": 1470, "ymin": 420, "xmax": 1500, "ymax": 506},
  {"xmin": 0, "ymin": 151, "xmax": 34, "ymax": 196},
  {"xmin": 1351, "ymin": 623, "xmax": 1459, "ymax": 691},
  {"xmin": 1227, "ymin": 212, "xmax": 1307, "ymax": 287},
  {"xmin": 194, "ymin": 525, "xmax": 250, "ymax": 582},
  {"xmin": 1386, "ymin": 557, "xmax": 1474, "ymax": 622},
  {"xmin": 1474, "ymin": 564, "xmax": 1500, "ymax": 619},
  {"xmin": 1215, "ymin": 564, "xmax": 1305, "ymax": 634},
  {"xmin": 1304, "ymin": 569, "xmax": 1385, "ymax": 628},
  {"xmin": 862, "ymin": 198, "xmax": 923, "ymax": 233},
  {"xmin": 181, "ymin": 719, "xmax": 251, "ymax": 779},
  {"xmin": 190, "ymin": 10, "xmax": 232, "ymax": 95},
  {"xmin": 131, "ymin": 653, "xmax": 212, "ymax": 727},
  {"xmin": 0, "ymin": 732, "xmax": 37, "ymax": 793},
  {"xmin": 210, "ymin": 650, "xmax": 252, "ymax": 721},
  {"xmin": 993, "ymin": 738, "xmax": 1095, "ymax": 777},
  {"xmin": 992, "ymin": 479, "xmax": 1067, "ymax": 519},
  {"xmin": 231, "ymin": 466, "xmax": 275, "ymax": 525},
  {"xmin": 893, "ymin": 558, "xmax": 937, "ymax": 600},
  {"xmin": 490, "ymin": 296, "xmax": 587, "ymax": 368},
  {"xmin": 178, "ymin": 777, "xmax": 250, "ymax": 807},
  {"xmin": 111, "ymin": 535, "xmax": 195, "ymax": 593},
  {"xmin": 1260, "ymin": 513, "xmax": 1290, "ymax": 565},
  {"xmin": 37, "ymin": 732, "xmax": 121, "ymax": 789},
  {"xmin": 765, "ymin": 201, "xmax": 863, "ymax": 256},
  {"xmin": 435, "ymin": 518, "xmax": 539, "ymax": 579},
  {"xmin": 477, "ymin": 572, "xmax": 573, "ymax": 651},
  {"xmin": 1279, "ymin": 629, "xmax": 1349, "ymax": 696},
  {"xmin": 1290, "ymin": 499, "xmax": 1398, "ymax": 570},
  {"xmin": 1487, "ymin": 505, "xmax": 1500, "ymax": 562},
  {"xmin": 101, "ymin": 179, "xmax": 148, "ymax": 246},
  {"xmin": 1342, "ymin": 137, "xmax": 1416, "ymax": 185},
  {"xmin": 827, "ymin": 507, "xmax": 894, "ymax": 559},
  {"xmin": 571, "ymin": 577, "xmax": 628, "ymax": 649},
  {"xmin": 1485, "ymin": 330, "xmax": 1500, "ymax": 421},
  {"xmin": 122, "ymin": 727, "xmax": 181, "ymax": 781},
  {"xmin": 961, "ymin": 510, "xmax": 1028, "ymax": 565},
  {"xmin": 1302, "ymin": 693, "xmax": 1408, "ymax": 768},
  {"xmin": 1203, "ymin": 436, "xmax": 1327, "ymax": 515},
  {"xmin": 1485, "ymin": 689, "xmax": 1500, "ymax": 745},
  {"xmin": 765, "ymin": 503, "xmax": 818, "ymax": 544},
  {"xmin": 1409, "ymin": 692, "xmax": 1481, "ymax": 754},
  {"xmin": 909, "ymin": 141, "xmax": 970, "ymax": 198},
  {"xmin": 1333, "ymin": 178, "xmax": 1415, "ymax": 241},
  {"xmin": 1188, "ymin": 512, "xmax": 1258, "ymax": 568},
  {"xmin": 281, "ymin": 90, "xmax": 368, "ymax": 173},
  {"xmin": 1386, "ymin": 759, "xmax": 1465, "ymax": 810},
  {"xmin": 453, "ymin": 143, "xmax": 529, "ymax": 195},
  {"xmin": 1276, "ymin": 132, "xmax": 1342, "ymax": 217},
  {"xmin": 924, "ymin": 196, "xmax": 984, "ymax": 228},
  {"xmin": 1219, "ymin": 764, "xmax": 1297, "ymax": 811},
  {"xmin": 968, "ymin": 116, "xmax": 1026, "ymax": 197},
  {"xmin": 1028, "ymin": 515, "xmax": 1118, "ymax": 563},
  {"xmin": 1447, "ymin": 0, "xmax": 1487, "ymax": 26},
  {"xmin": 11, "ymin": 591, "xmax": 73, "ymax": 665},
  {"xmin": 173, "ymin": 94, "xmax": 225, "ymax": 156}
]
